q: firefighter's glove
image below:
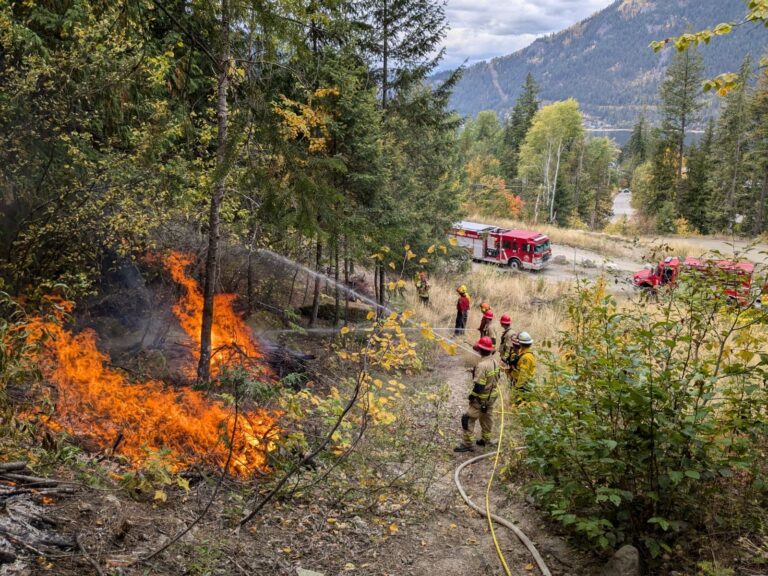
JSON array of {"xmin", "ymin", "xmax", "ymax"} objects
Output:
[
  {"xmin": 472, "ymin": 383, "xmax": 486, "ymax": 396},
  {"xmin": 468, "ymin": 394, "xmax": 475, "ymax": 401}
]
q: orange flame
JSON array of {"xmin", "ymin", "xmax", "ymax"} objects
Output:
[
  {"xmin": 27, "ymin": 300, "xmax": 278, "ymax": 476},
  {"xmin": 161, "ymin": 251, "xmax": 270, "ymax": 378}
]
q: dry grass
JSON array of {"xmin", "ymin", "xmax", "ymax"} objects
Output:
[
  {"xmin": 404, "ymin": 266, "xmax": 571, "ymax": 363},
  {"xmin": 634, "ymin": 238, "xmax": 707, "ymax": 262}
]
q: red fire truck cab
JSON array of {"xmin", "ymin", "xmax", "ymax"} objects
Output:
[
  {"xmin": 633, "ymin": 256, "xmax": 754, "ymax": 303},
  {"xmin": 448, "ymin": 221, "xmax": 552, "ymax": 271}
]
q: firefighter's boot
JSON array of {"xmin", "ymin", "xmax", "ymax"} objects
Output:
[
  {"xmin": 454, "ymin": 413, "xmax": 475, "ymax": 453},
  {"xmin": 476, "ymin": 438, "xmax": 497, "ymax": 448}
]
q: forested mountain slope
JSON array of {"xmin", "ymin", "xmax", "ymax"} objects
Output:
[{"xmin": 436, "ymin": 0, "xmax": 767, "ymax": 126}]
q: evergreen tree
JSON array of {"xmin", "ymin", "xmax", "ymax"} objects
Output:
[
  {"xmin": 683, "ymin": 119, "xmax": 714, "ymax": 233},
  {"xmin": 682, "ymin": 119, "xmax": 715, "ymax": 234},
  {"xmin": 352, "ymin": 0, "xmax": 451, "ymax": 309},
  {"xmin": 658, "ymin": 46, "xmax": 705, "ymax": 214},
  {"xmin": 745, "ymin": 58, "xmax": 768, "ymax": 234},
  {"xmin": 501, "ymin": 73, "xmax": 540, "ymax": 180},
  {"xmin": 623, "ymin": 114, "xmax": 650, "ymax": 173},
  {"xmin": 583, "ymin": 138, "xmax": 619, "ymax": 230},
  {"xmin": 707, "ymin": 56, "xmax": 752, "ymax": 233},
  {"xmin": 354, "ymin": 0, "xmax": 448, "ymax": 108}
]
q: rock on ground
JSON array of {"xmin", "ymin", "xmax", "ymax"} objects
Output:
[{"xmin": 600, "ymin": 545, "xmax": 640, "ymax": 576}]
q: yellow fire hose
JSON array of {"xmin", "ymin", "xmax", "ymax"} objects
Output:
[{"xmin": 453, "ymin": 386, "xmax": 552, "ymax": 576}]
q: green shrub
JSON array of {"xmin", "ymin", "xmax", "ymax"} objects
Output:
[
  {"xmin": 518, "ymin": 277, "xmax": 768, "ymax": 564},
  {"xmin": 656, "ymin": 201, "xmax": 677, "ymax": 233}
]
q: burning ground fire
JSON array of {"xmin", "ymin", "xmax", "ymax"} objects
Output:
[
  {"xmin": 162, "ymin": 251, "xmax": 271, "ymax": 378},
  {"xmin": 25, "ymin": 256, "xmax": 280, "ymax": 475}
]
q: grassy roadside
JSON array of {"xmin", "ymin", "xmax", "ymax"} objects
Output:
[{"xmin": 402, "ymin": 265, "xmax": 571, "ymax": 354}]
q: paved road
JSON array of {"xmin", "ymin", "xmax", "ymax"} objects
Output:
[{"xmin": 612, "ymin": 191, "xmax": 635, "ymax": 222}]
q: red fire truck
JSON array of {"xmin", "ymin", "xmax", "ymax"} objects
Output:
[
  {"xmin": 632, "ymin": 256, "xmax": 754, "ymax": 303},
  {"xmin": 448, "ymin": 221, "xmax": 552, "ymax": 271}
]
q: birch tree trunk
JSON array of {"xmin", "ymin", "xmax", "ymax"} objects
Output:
[{"xmin": 549, "ymin": 140, "xmax": 563, "ymax": 223}]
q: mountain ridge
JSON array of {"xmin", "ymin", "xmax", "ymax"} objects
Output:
[{"xmin": 435, "ymin": 0, "xmax": 767, "ymax": 127}]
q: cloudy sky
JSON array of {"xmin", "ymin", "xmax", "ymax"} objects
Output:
[{"xmin": 440, "ymin": 0, "xmax": 614, "ymax": 69}]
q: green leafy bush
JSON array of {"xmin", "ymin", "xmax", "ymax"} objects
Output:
[{"xmin": 519, "ymin": 276, "xmax": 768, "ymax": 564}]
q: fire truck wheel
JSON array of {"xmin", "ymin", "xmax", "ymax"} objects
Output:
[{"xmin": 508, "ymin": 258, "xmax": 521, "ymax": 270}]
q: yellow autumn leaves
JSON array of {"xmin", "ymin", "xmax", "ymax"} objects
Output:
[
  {"xmin": 272, "ymin": 87, "xmax": 341, "ymax": 154},
  {"xmin": 368, "ymin": 239, "xmax": 455, "ymax": 273}
]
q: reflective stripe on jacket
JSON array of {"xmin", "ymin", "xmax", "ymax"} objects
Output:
[{"xmin": 471, "ymin": 356, "xmax": 501, "ymax": 401}]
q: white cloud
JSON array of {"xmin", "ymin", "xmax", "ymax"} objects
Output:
[{"xmin": 440, "ymin": 0, "xmax": 613, "ymax": 68}]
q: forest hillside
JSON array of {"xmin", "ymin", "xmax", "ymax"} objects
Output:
[{"xmin": 433, "ymin": 0, "xmax": 768, "ymax": 126}]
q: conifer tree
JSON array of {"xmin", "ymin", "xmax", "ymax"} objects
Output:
[
  {"xmin": 658, "ymin": 46, "xmax": 705, "ymax": 214},
  {"xmin": 743, "ymin": 54, "xmax": 768, "ymax": 234},
  {"xmin": 683, "ymin": 119, "xmax": 714, "ymax": 233},
  {"xmin": 707, "ymin": 56, "xmax": 752, "ymax": 233},
  {"xmin": 624, "ymin": 114, "xmax": 650, "ymax": 173},
  {"xmin": 352, "ymin": 0, "xmax": 450, "ymax": 310},
  {"xmin": 501, "ymin": 73, "xmax": 540, "ymax": 180}
]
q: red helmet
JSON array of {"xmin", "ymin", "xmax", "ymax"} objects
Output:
[
  {"xmin": 474, "ymin": 336, "xmax": 495, "ymax": 352},
  {"xmin": 500, "ymin": 314, "xmax": 511, "ymax": 326},
  {"xmin": 483, "ymin": 310, "xmax": 494, "ymax": 320}
]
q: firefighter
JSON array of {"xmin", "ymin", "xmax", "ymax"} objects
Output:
[
  {"xmin": 415, "ymin": 271, "xmax": 430, "ymax": 305},
  {"xmin": 454, "ymin": 285, "xmax": 470, "ymax": 335},
  {"xmin": 454, "ymin": 336, "xmax": 502, "ymax": 452},
  {"xmin": 478, "ymin": 309, "xmax": 498, "ymax": 345},
  {"xmin": 497, "ymin": 314, "xmax": 516, "ymax": 367},
  {"xmin": 507, "ymin": 331, "xmax": 536, "ymax": 404}
]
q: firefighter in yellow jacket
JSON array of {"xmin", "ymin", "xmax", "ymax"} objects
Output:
[
  {"xmin": 454, "ymin": 336, "xmax": 502, "ymax": 452},
  {"xmin": 507, "ymin": 331, "xmax": 536, "ymax": 404}
]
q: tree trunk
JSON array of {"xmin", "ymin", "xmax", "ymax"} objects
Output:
[
  {"xmin": 246, "ymin": 221, "xmax": 257, "ymax": 316},
  {"xmin": 378, "ymin": 262, "xmax": 385, "ymax": 316},
  {"xmin": 573, "ymin": 143, "xmax": 585, "ymax": 216},
  {"xmin": 343, "ymin": 236, "xmax": 350, "ymax": 325},
  {"xmin": 727, "ymin": 132, "xmax": 743, "ymax": 233},
  {"xmin": 309, "ymin": 238, "xmax": 323, "ymax": 328},
  {"xmin": 756, "ymin": 167, "xmax": 768, "ymax": 234},
  {"xmin": 197, "ymin": 0, "xmax": 230, "ymax": 383},
  {"xmin": 382, "ymin": 0, "xmax": 388, "ymax": 109},
  {"xmin": 675, "ymin": 55, "xmax": 689, "ymax": 215},
  {"xmin": 373, "ymin": 264, "xmax": 379, "ymax": 304},
  {"xmin": 246, "ymin": 248, "xmax": 254, "ymax": 315},
  {"xmin": 287, "ymin": 267, "xmax": 300, "ymax": 313},
  {"xmin": 549, "ymin": 140, "xmax": 563, "ymax": 223},
  {"xmin": 333, "ymin": 239, "xmax": 340, "ymax": 326},
  {"xmin": 536, "ymin": 142, "xmax": 552, "ymax": 224}
]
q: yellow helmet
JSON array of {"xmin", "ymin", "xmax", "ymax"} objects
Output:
[{"xmin": 457, "ymin": 285, "xmax": 467, "ymax": 294}]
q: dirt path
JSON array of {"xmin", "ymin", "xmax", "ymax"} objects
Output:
[{"xmin": 402, "ymin": 348, "xmax": 600, "ymax": 576}]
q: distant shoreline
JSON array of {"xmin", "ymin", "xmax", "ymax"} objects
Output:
[{"xmin": 586, "ymin": 128, "xmax": 705, "ymax": 134}]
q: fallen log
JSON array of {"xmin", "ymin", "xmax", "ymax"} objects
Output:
[
  {"xmin": 0, "ymin": 474, "xmax": 59, "ymax": 488},
  {"xmin": 0, "ymin": 462, "xmax": 28, "ymax": 473},
  {"xmin": 0, "ymin": 487, "xmax": 75, "ymax": 499}
]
